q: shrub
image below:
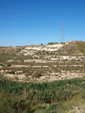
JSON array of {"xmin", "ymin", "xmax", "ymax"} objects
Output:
[
  {"xmin": 8, "ymin": 71, "xmax": 15, "ymax": 74},
  {"xmin": 7, "ymin": 64, "xmax": 11, "ymax": 67},
  {"xmin": 32, "ymin": 72, "xmax": 43, "ymax": 78}
]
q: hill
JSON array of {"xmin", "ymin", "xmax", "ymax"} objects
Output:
[
  {"xmin": 58, "ymin": 41, "xmax": 85, "ymax": 55},
  {"xmin": 0, "ymin": 40, "xmax": 85, "ymax": 113},
  {"xmin": 0, "ymin": 40, "xmax": 85, "ymax": 82}
]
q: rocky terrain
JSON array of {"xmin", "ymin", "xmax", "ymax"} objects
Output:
[
  {"xmin": 0, "ymin": 41, "xmax": 85, "ymax": 82},
  {"xmin": 0, "ymin": 40, "xmax": 85, "ymax": 113}
]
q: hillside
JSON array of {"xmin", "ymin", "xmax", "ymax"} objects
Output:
[
  {"xmin": 0, "ymin": 40, "xmax": 85, "ymax": 113},
  {"xmin": 0, "ymin": 41, "xmax": 85, "ymax": 82},
  {"xmin": 58, "ymin": 41, "xmax": 85, "ymax": 55}
]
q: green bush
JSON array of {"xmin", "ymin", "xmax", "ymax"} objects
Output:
[
  {"xmin": 32, "ymin": 72, "xmax": 43, "ymax": 78},
  {"xmin": 7, "ymin": 64, "xmax": 11, "ymax": 67},
  {"xmin": 8, "ymin": 71, "xmax": 15, "ymax": 74}
]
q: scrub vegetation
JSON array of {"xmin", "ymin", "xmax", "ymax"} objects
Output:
[
  {"xmin": 0, "ymin": 74, "xmax": 85, "ymax": 113},
  {"xmin": 0, "ymin": 41, "xmax": 85, "ymax": 112}
]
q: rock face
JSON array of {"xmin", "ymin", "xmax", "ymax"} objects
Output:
[
  {"xmin": 25, "ymin": 43, "xmax": 63, "ymax": 51},
  {"xmin": 20, "ymin": 43, "xmax": 64, "ymax": 56},
  {"xmin": 0, "ymin": 41, "xmax": 85, "ymax": 82}
]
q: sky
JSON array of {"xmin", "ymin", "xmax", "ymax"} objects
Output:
[{"xmin": 0, "ymin": 0, "xmax": 85, "ymax": 46}]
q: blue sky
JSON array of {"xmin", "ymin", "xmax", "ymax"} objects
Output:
[{"xmin": 0, "ymin": 0, "xmax": 85, "ymax": 46}]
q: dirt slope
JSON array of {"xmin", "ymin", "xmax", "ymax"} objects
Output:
[{"xmin": 58, "ymin": 41, "xmax": 85, "ymax": 55}]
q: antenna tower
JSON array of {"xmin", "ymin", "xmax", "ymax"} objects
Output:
[{"xmin": 61, "ymin": 22, "xmax": 64, "ymax": 43}]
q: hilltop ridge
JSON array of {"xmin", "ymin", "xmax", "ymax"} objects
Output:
[{"xmin": 58, "ymin": 41, "xmax": 85, "ymax": 55}]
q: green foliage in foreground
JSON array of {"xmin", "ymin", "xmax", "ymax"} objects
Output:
[{"xmin": 0, "ymin": 75, "xmax": 85, "ymax": 113}]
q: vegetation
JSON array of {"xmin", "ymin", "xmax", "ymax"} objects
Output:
[
  {"xmin": 0, "ymin": 73, "xmax": 85, "ymax": 113},
  {"xmin": 32, "ymin": 71, "xmax": 43, "ymax": 78},
  {"xmin": 58, "ymin": 41, "xmax": 85, "ymax": 55},
  {"xmin": 0, "ymin": 41, "xmax": 85, "ymax": 112},
  {"xmin": 48, "ymin": 42, "xmax": 65, "ymax": 45}
]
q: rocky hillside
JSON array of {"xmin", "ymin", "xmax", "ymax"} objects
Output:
[
  {"xmin": 0, "ymin": 41, "xmax": 85, "ymax": 82},
  {"xmin": 0, "ymin": 40, "xmax": 85, "ymax": 113},
  {"xmin": 58, "ymin": 41, "xmax": 85, "ymax": 55},
  {"xmin": 0, "ymin": 46, "xmax": 24, "ymax": 55}
]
